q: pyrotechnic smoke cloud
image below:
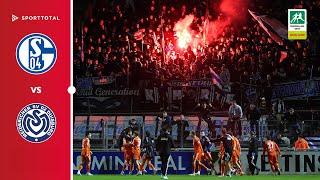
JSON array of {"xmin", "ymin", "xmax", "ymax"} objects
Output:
[
  {"xmin": 173, "ymin": 14, "xmax": 194, "ymax": 49},
  {"xmin": 205, "ymin": 0, "xmax": 250, "ymax": 43},
  {"xmin": 173, "ymin": 0, "xmax": 250, "ymax": 49}
]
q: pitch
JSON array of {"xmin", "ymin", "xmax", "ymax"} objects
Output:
[{"xmin": 73, "ymin": 175, "xmax": 320, "ymax": 180}]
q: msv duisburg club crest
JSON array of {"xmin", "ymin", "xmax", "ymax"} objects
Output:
[{"xmin": 16, "ymin": 103, "xmax": 56, "ymax": 143}]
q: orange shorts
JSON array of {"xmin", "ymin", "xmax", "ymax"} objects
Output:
[
  {"xmin": 268, "ymin": 154, "xmax": 278, "ymax": 165},
  {"xmin": 124, "ymin": 152, "xmax": 134, "ymax": 162},
  {"xmin": 194, "ymin": 152, "xmax": 203, "ymax": 161},
  {"xmin": 81, "ymin": 155, "xmax": 91, "ymax": 163},
  {"xmin": 231, "ymin": 151, "xmax": 240, "ymax": 163},
  {"xmin": 81, "ymin": 149, "xmax": 91, "ymax": 156},
  {"xmin": 133, "ymin": 150, "xmax": 141, "ymax": 160}
]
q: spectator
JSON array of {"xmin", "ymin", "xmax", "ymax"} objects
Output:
[
  {"xmin": 283, "ymin": 108, "xmax": 301, "ymax": 141},
  {"xmin": 161, "ymin": 111, "xmax": 174, "ymax": 131},
  {"xmin": 274, "ymin": 132, "xmax": 290, "ymax": 147},
  {"xmin": 175, "ymin": 114, "xmax": 189, "ymax": 147},
  {"xmin": 228, "ymin": 100, "xmax": 243, "ymax": 137},
  {"xmin": 259, "ymin": 97, "xmax": 267, "ymax": 115},
  {"xmin": 196, "ymin": 103, "xmax": 216, "ymax": 136},
  {"xmin": 246, "ymin": 103, "xmax": 261, "ymax": 138},
  {"xmin": 220, "ymin": 64, "xmax": 230, "ymax": 90},
  {"xmin": 272, "ymin": 99, "xmax": 285, "ymax": 115},
  {"xmin": 272, "ymin": 98, "xmax": 286, "ymax": 132},
  {"xmin": 294, "ymin": 134, "xmax": 310, "ymax": 151}
]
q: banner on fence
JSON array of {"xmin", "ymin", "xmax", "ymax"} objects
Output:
[
  {"xmin": 168, "ymin": 80, "xmax": 214, "ymax": 87},
  {"xmin": 76, "ymin": 76, "xmax": 115, "ymax": 89},
  {"xmin": 272, "ymin": 79, "xmax": 320, "ymax": 100},
  {"xmin": 73, "ymin": 150, "xmax": 320, "ymax": 174},
  {"xmin": 74, "ymin": 78, "xmax": 233, "ymax": 113}
]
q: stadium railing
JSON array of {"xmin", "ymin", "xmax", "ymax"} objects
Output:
[{"xmin": 73, "ymin": 110, "xmax": 320, "ymax": 150}]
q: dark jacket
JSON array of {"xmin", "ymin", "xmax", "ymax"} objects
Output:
[
  {"xmin": 201, "ymin": 136, "xmax": 212, "ymax": 152},
  {"xmin": 161, "ymin": 116, "xmax": 175, "ymax": 129},
  {"xmin": 156, "ymin": 130, "xmax": 175, "ymax": 155},
  {"xmin": 215, "ymin": 134, "xmax": 233, "ymax": 154},
  {"xmin": 284, "ymin": 112, "xmax": 300, "ymax": 126},
  {"xmin": 196, "ymin": 106, "xmax": 211, "ymax": 119},
  {"xmin": 176, "ymin": 119, "xmax": 189, "ymax": 134},
  {"xmin": 143, "ymin": 136, "xmax": 155, "ymax": 158},
  {"xmin": 246, "ymin": 107, "xmax": 261, "ymax": 122}
]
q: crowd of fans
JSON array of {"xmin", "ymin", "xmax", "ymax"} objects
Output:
[
  {"xmin": 74, "ymin": 0, "xmax": 319, "ymax": 95},
  {"xmin": 74, "ymin": 0, "xmax": 320, "ymax": 84},
  {"xmin": 73, "ymin": 0, "xmax": 320, "ymax": 139}
]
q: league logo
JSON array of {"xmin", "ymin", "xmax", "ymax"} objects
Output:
[
  {"xmin": 16, "ymin": 103, "xmax": 56, "ymax": 143},
  {"xmin": 16, "ymin": 33, "xmax": 57, "ymax": 75},
  {"xmin": 288, "ymin": 9, "xmax": 307, "ymax": 40}
]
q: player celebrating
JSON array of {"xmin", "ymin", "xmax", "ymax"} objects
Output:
[
  {"xmin": 189, "ymin": 131, "xmax": 211, "ymax": 176},
  {"xmin": 77, "ymin": 132, "xmax": 93, "ymax": 176},
  {"xmin": 133, "ymin": 131, "xmax": 143, "ymax": 175},
  {"xmin": 219, "ymin": 128, "xmax": 234, "ymax": 177},
  {"xmin": 263, "ymin": 136, "xmax": 281, "ymax": 175},
  {"xmin": 140, "ymin": 131, "xmax": 157, "ymax": 174},
  {"xmin": 231, "ymin": 134, "xmax": 244, "ymax": 175},
  {"xmin": 121, "ymin": 130, "xmax": 134, "ymax": 175},
  {"xmin": 200, "ymin": 131, "xmax": 216, "ymax": 175}
]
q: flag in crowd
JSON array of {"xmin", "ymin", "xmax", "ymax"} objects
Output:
[
  {"xmin": 134, "ymin": 29, "xmax": 145, "ymax": 40},
  {"xmin": 279, "ymin": 51, "xmax": 288, "ymax": 63},
  {"xmin": 209, "ymin": 67, "xmax": 223, "ymax": 90},
  {"xmin": 248, "ymin": 9, "xmax": 287, "ymax": 45}
]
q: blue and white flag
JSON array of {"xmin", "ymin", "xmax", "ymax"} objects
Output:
[{"xmin": 209, "ymin": 67, "xmax": 222, "ymax": 90}]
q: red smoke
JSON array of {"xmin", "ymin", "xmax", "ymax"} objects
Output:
[
  {"xmin": 205, "ymin": 19, "xmax": 231, "ymax": 43},
  {"xmin": 205, "ymin": 0, "xmax": 249, "ymax": 43},
  {"xmin": 173, "ymin": 0, "xmax": 250, "ymax": 48},
  {"xmin": 220, "ymin": 0, "xmax": 245, "ymax": 20}
]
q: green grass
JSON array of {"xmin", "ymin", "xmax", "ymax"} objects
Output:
[{"xmin": 74, "ymin": 175, "xmax": 320, "ymax": 180}]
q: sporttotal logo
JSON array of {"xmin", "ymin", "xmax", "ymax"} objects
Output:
[
  {"xmin": 288, "ymin": 9, "xmax": 307, "ymax": 40},
  {"xmin": 16, "ymin": 103, "xmax": 56, "ymax": 143},
  {"xmin": 16, "ymin": 33, "xmax": 57, "ymax": 75},
  {"xmin": 12, "ymin": 14, "xmax": 19, "ymax": 22}
]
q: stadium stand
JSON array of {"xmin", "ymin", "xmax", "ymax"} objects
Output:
[{"xmin": 73, "ymin": 0, "xmax": 320, "ymax": 149}]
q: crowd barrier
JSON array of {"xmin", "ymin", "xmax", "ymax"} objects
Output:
[{"xmin": 74, "ymin": 114, "xmax": 320, "ymax": 149}]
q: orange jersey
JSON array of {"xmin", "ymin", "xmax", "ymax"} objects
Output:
[
  {"xmin": 294, "ymin": 138, "xmax": 309, "ymax": 151},
  {"xmin": 263, "ymin": 140, "xmax": 280, "ymax": 156},
  {"xmin": 193, "ymin": 136, "xmax": 203, "ymax": 161},
  {"xmin": 81, "ymin": 137, "xmax": 91, "ymax": 157},
  {"xmin": 132, "ymin": 136, "xmax": 141, "ymax": 160},
  {"xmin": 133, "ymin": 136, "xmax": 141, "ymax": 152},
  {"xmin": 232, "ymin": 136, "xmax": 241, "ymax": 154},
  {"xmin": 193, "ymin": 136, "xmax": 203, "ymax": 154},
  {"xmin": 122, "ymin": 140, "xmax": 134, "ymax": 161},
  {"xmin": 123, "ymin": 139, "xmax": 134, "ymax": 154},
  {"xmin": 231, "ymin": 136, "xmax": 241, "ymax": 162}
]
